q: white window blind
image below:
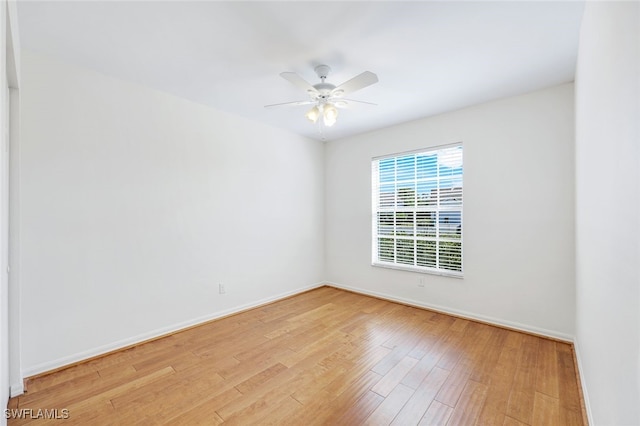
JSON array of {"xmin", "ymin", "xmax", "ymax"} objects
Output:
[{"xmin": 372, "ymin": 144, "xmax": 463, "ymax": 276}]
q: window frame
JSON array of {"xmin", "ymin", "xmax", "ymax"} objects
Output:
[{"xmin": 371, "ymin": 143, "xmax": 464, "ymax": 278}]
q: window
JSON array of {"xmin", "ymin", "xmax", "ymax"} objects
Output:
[{"xmin": 372, "ymin": 144, "xmax": 463, "ymax": 276}]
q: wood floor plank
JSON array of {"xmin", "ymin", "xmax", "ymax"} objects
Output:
[
  {"xmin": 110, "ymin": 361, "xmax": 223, "ymax": 413},
  {"xmin": 191, "ymin": 331, "xmax": 270, "ymax": 359},
  {"xmin": 24, "ymin": 363, "xmax": 99, "ymax": 394},
  {"xmin": 333, "ymin": 390, "xmax": 385, "ymax": 425},
  {"xmin": 391, "ymin": 366, "xmax": 450, "ymax": 426},
  {"xmin": 536, "ymin": 338, "xmax": 559, "ymax": 398},
  {"xmin": 166, "ymin": 409, "xmax": 224, "ymax": 426},
  {"xmin": 96, "ymin": 364, "xmax": 138, "ymax": 381},
  {"xmin": 458, "ymin": 321, "xmax": 495, "ymax": 372},
  {"xmin": 7, "ymin": 287, "xmax": 585, "ymax": 426},
  {"xmin": 503, "ymin": 415, "xmax": 529, "ymax": 426},
  {"xmin": 418, "ymin": 400, "xmax": 454, "ymax": 426},
  {"xmin": 561, "ymin": 406, "xmax": 586, "ymax": 426},
  {"xmin": 321, "ymin": 345, "xmax": 389, "ymax": 398},
  {"xmin": 157, "ymin": 387, "xmax": 242, "ymax": 425},
  {"xmin": 172, "ymin": 351, "xmax": 239, "ymax": 374},
  {"xmin": 364, "ymin": 383, "xmax": 414, "ymax": 425},
  {"xmin": 17, "ymin": 363, "xmax": 170, "ymax": 410},
  {"xmin": 402, "ymin": 320, "xmax": 482, "ymax": 391},
  {"xmin": 434, "ymin": 319, "xmax": 470, "ymax": 371},
  {"xmin": 234, "ymin": 362, "xmax": 288, "ymax": 395},
  {"xmin": 30, "ymin": 399, "xmax": 115, "ymax": 426},
  {"xmin": 381, "ymin": 311, "xmax": 434, "ymax": 352},
  {"xmin": 532, "ymin": 391, "xmax": 561, "ymax": 426},
  {"xmin": 506, "ymin": 334, "xmax": 540, "ymax": 424},
  {"xmin": 278, "ymin": 330, "xmax": 353, "ymax": 369},
  {"xmin": 290, "ymin": 360, "xmax": 352, "ymax": 405},
  {"xmin": 83, "ymin": 349, "xmax": 135, "ymax": 373},
  {"xmin": 6, "ymin": 397, "xmax": 17, "ymax": 410},
  {"xmin": 292, "ymin": 370, "xmax": 383, "ymax": 426},
  {"xmin": 214, "ymin": 369, "xmax": 296, "ymax": 420},
  {"xmin": 131, "ymin": 347, "xmax": 199, "ymax": 374},
  {"xmin": 406, "ymin": 324, "xmax": 445, "ymax": 360},
  {"xmin": 285, "ymin": 302, "xmax": 339, "ymax": 325},
  {"xmin": 371, "ymin": 355, "xmax": 419, "ymax": 397},
  {"xmin": 49, "ymin": 367, "xmax": 175, "ymax": 425},
  {"xmin": 433, "ymin": 362, "xmax": 472, "ymax": 407},
  {"xmin": 218, "ymin": 343, "xmax": 348, "ymax": 420},
  {"xmin": 223, "ymin": 393, "xmax": 302, "ymax": 426},
  {"xmin": 372, "ymin": 345, "xmax": 413, "ymax": 376},
  {"xmin": 446, "ymin": 379, "xmax": 489, "ymax": 426},
  {"xmin": 468, "ymin": 326, "xmax": 508, "ymax": 384},
  {"xmin": 475, "ymin": 335, "xmax": 521, "ymax": 425},
  {"xmin": 400, "ymin": 350, "xmax": 441, "ymax": 390},
  {"xmin": 215, "ymin": 350, "xmax": 291, "ymax": 384},
  {"xmin": 556, "ymin": 342, "xmax": 582, "ymax": 413}
]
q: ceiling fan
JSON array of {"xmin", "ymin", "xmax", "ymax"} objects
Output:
[{"xmin": 265, "ymin": 64, "xmax": 379, "ymax": 127}]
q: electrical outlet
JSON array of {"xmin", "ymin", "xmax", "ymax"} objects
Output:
[
  {"xmin": 219, "ymin": 283, "xmax": 226, "ymax": 294},
  {"xmin": 418, "ymin": 278, "xmax": 425, "ymax": 288}
]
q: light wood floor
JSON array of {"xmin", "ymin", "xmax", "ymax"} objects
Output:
[{"xmin": 8, "ymin": 286, "xmax": 585, "ymax": 425}]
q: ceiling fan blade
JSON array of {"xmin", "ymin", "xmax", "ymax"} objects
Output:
[
  {"xmin": 264, "ymin": 100, "xmax": 315, "ymax": 108},
  {"xmin": 343, "ymin": 98, "xmax": 378, "ymax": 106},
  {"xmin": 333, "ymin": 99, "xmax": 378, "ymax": 109},
  {"xmin": 333, "ymin": 71, "xmax": 378, "ymax": 96},
  {"xmin": 280, "ymin": 72, "xmax": 318, "ymax": 94}
]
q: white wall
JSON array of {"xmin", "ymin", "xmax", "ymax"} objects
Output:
[
  {"xmin": 575, "ymin": 2, "xmax": 639, "ymax": 424},
  {"xmin": 19, "ymin": 51, "xmax": 324, "ymax": 375},
  {"xmin": 8, "ymin": 86, "xmax": 19, "ymax": 398},
  {"xmin": 325, "ymin": 84, "xmax": 575, "ymax": 339},
  {"xmin": 0, "ymin": 0, "xmax": 8, "ymax": 418},
  {"xmin": 2, "ymin": 0, "xmax": 20, "ymax": 418}
]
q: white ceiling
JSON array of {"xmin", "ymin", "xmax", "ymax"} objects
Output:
[{"xmin": 17, "ymin": 1, "xmax": 585, "ymax": 142}]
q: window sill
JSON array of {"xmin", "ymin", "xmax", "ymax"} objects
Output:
[{"xmin": 372, "ymin": 262, "xmax": 464, "ymax": 279}]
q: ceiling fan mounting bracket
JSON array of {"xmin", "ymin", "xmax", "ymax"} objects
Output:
[{"xmin": 314, "ymin": 64, "xmax": 332, "ymax": 81}]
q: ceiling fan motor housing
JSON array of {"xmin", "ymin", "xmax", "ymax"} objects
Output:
[{"xmin": 312, "ymin": 83, "xmax": 337, "ymax": 101}]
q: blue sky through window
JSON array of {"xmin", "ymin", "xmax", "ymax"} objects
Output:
[{"xmin": 378, "ymin": 147, "xmax": 463, "ymax": 206}]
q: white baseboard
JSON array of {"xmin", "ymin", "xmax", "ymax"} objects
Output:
[
  {"xmin": 325, "ymin": 281, "xmax": 574, "ymax": 342},
  {"xmin": 22, "ymin": 282, "xmax": 325, "ymax": 378},
  {"xmin": 572, "ymin": 339, "xmax": 593, "ymax": 425},
  {"xmin": 10, "ymin": 382, "xmax": 24, "ymax": 398}
]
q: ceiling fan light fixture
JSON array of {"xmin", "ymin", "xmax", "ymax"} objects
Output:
[
  {"xmin": 305, "ymin": 105, "xmax": 320, "ymax": 123},
  {"xmin": 323, "ymin": 104, "xmax": 338, "ymax": 127}
]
